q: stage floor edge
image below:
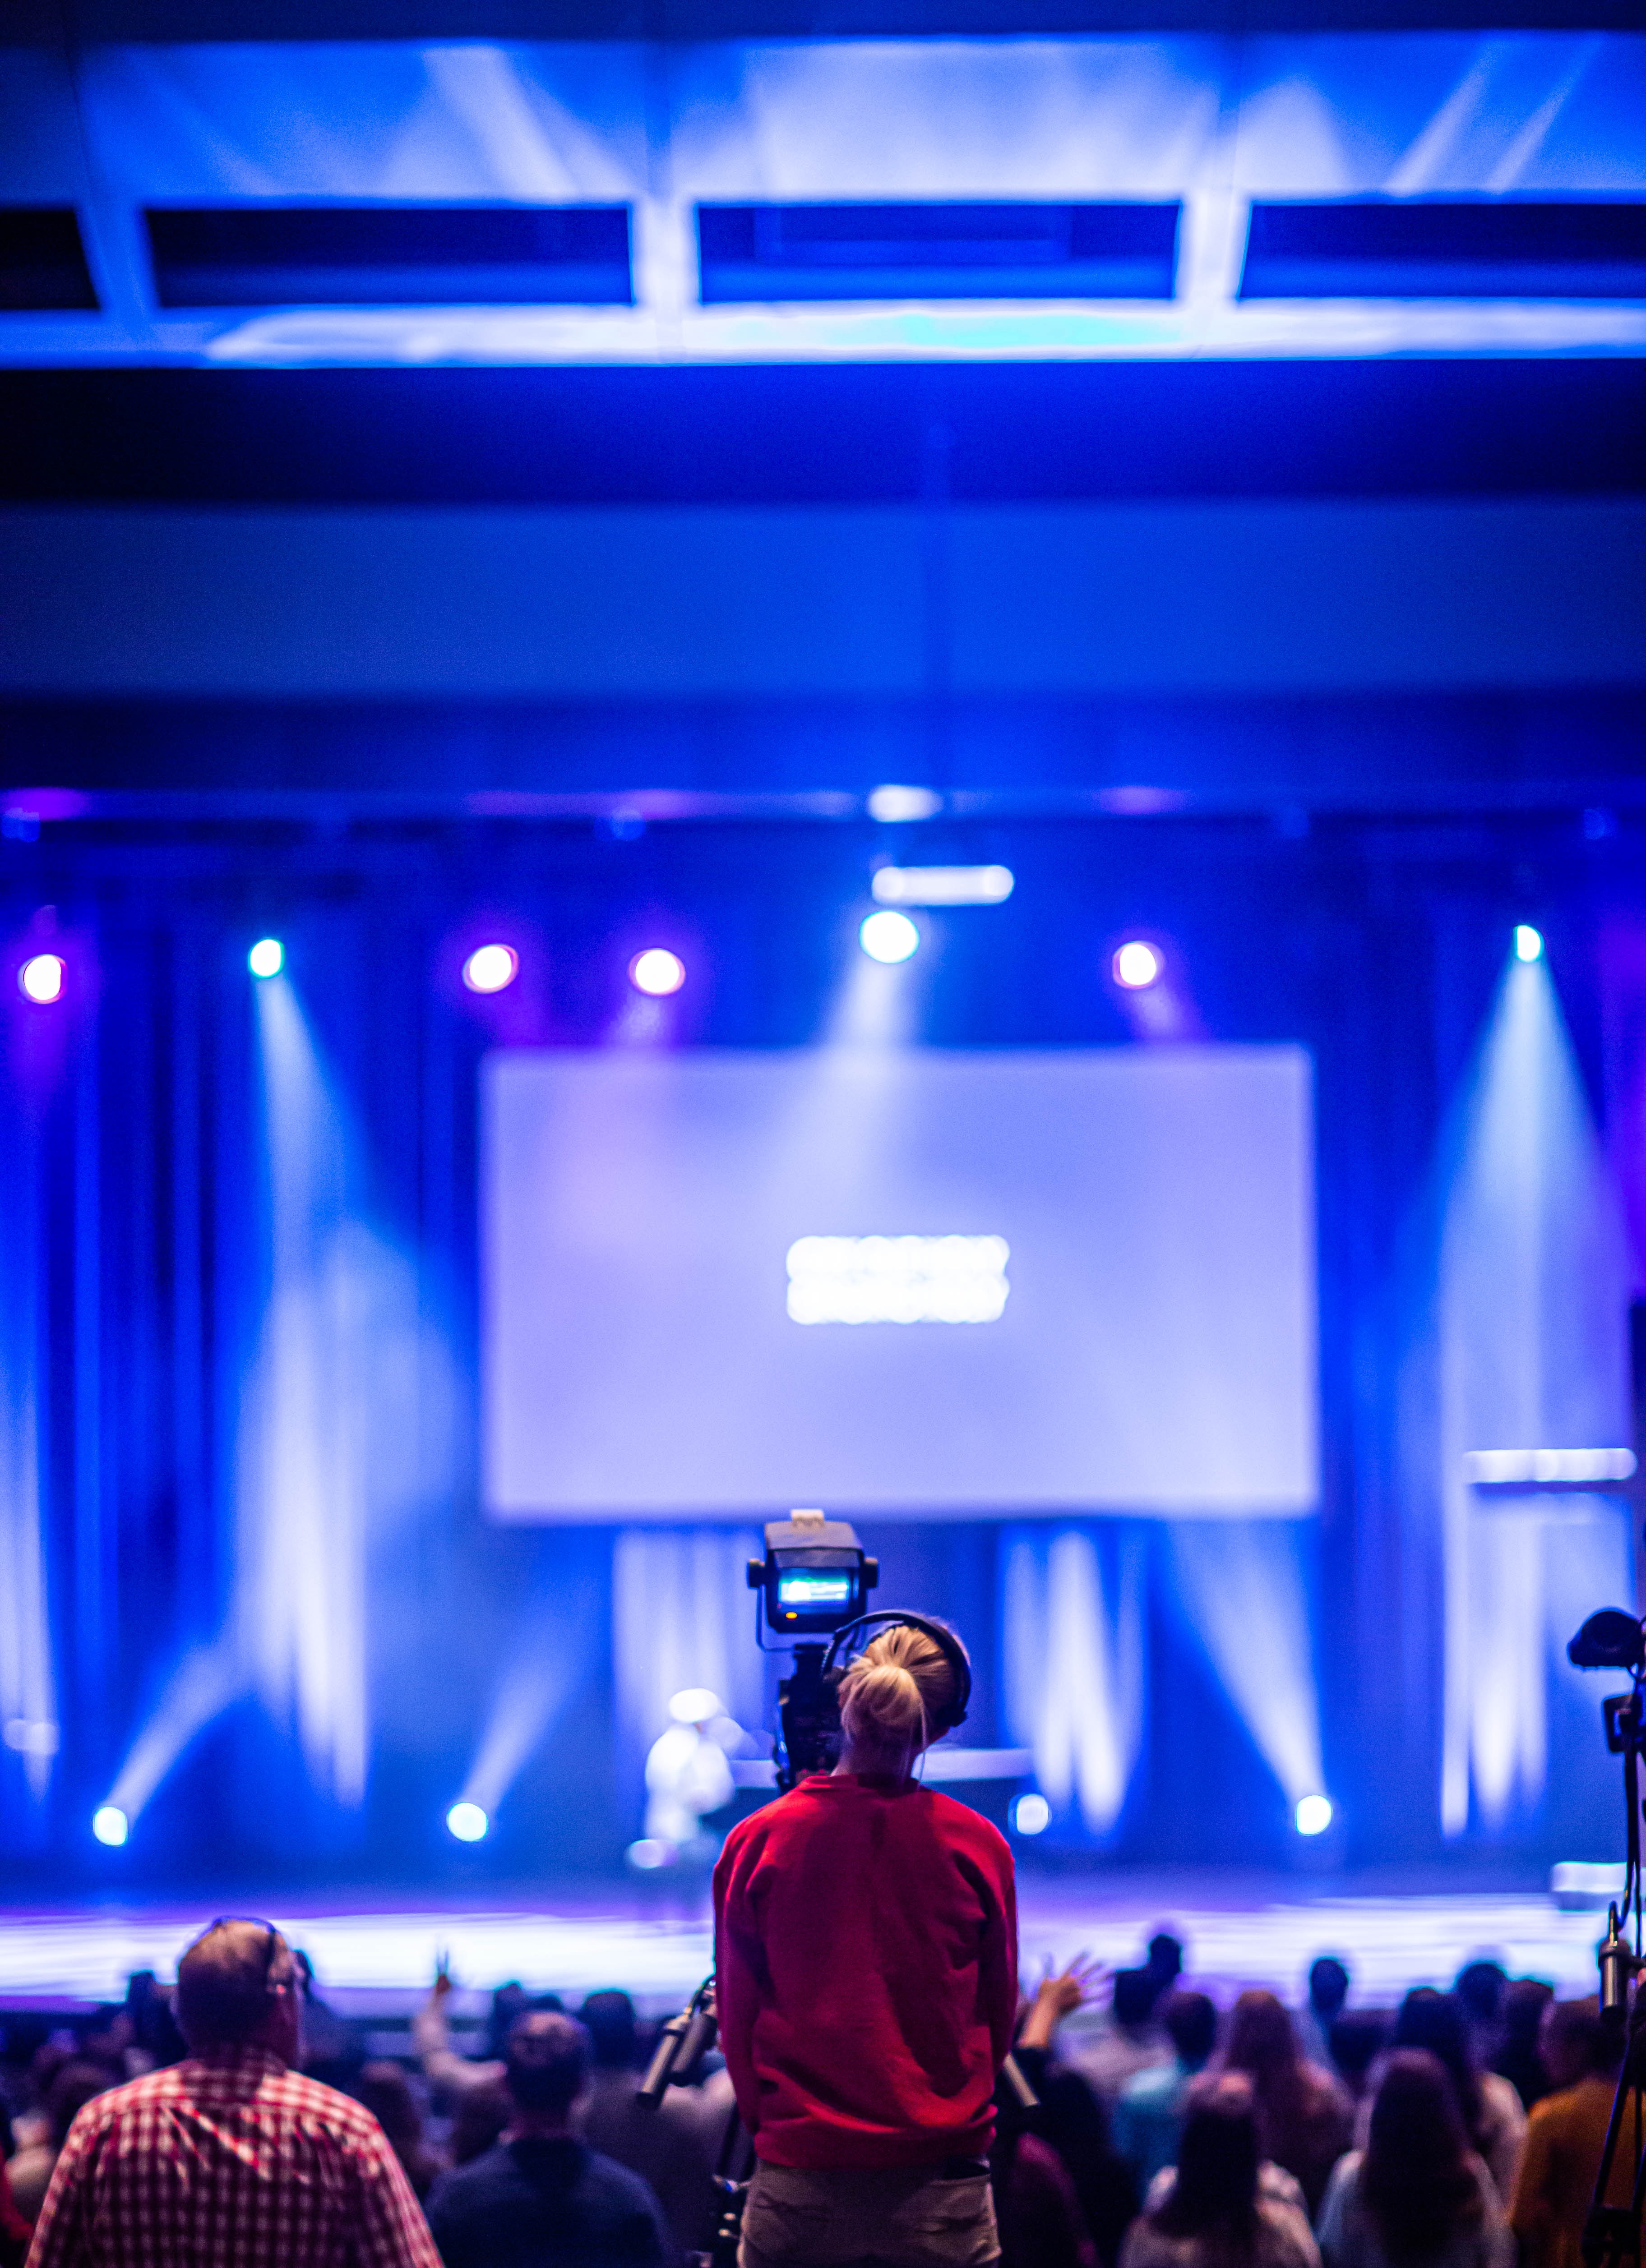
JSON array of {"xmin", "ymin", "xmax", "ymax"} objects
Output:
[{"xmin": 0, "ymin": 1876, "xmax": 1614, "ymax": 2014}]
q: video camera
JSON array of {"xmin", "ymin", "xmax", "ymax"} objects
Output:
[
  {"xmin": 750, "ymin": 1510, "xmax": 877, "ymax": 1792},
  {"xmin": 748, "ymin": 1510, "xmax": 970, "ymax": 1790},
  {"xmin": 751, "ymin": 1509, "xmax": 878, "ymax": 1638}
]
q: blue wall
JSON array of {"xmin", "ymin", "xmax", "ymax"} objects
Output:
[{"xmin": 3, "ymin": 498, "xmax": 1643, "ymax": 701}]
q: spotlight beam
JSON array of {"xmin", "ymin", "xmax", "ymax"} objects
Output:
[{"xmin": 102, "ymin": 1646, "xmax": 244, "ymax": 1831}]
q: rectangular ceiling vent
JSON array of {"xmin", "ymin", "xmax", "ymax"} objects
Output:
[
  {"xmin": 0, "ymin": 207, "xmax": 98, "ymax": 311},
  {"xmin": 144, "ymin": 205, "xmax": 633, "ymax": 308},
  {"xmin": 1240, "ymin": 198, "xmax": 1646, "ymax": 300},
  {"xmin": 696, "ymin": 202, "xmax": 1180, "ymax": 302}
]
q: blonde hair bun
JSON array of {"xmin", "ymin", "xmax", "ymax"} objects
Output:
[{"xmin": 837, "ymin": 1622, "xmax": 963, "ymax": 1760}]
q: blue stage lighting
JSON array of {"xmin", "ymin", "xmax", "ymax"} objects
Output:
[
  {"xmin": 92, "ymin": 1805, "xmax": 129, "ymax": 1847},
  {"xmin": 1011, "ymin": 1792, "xmax": 1051, "ymax": 1836},
  {"xmin": 859, "ymin": 910, "xmax": 919, "ymax": 964},
  {"xmin": 867, "ymin": 785, "xmax": 942, "ymax": 824},
  {"xmin": 1113, "ymin": 940, "xmax": 1162, "ymax": 990},
  {"xmin": 463, "ymin": 943, "xmax": 518, "ymax": 995},
  {"xmin": 249, "ymin": 938, "xmax": 283, "ymax": 979},
  {"xmin": 18, "ymin": 953, "xmax": 64, "ymax": 1005},
  {"xmin": 630, "ymin": 948, "xmax": 686, "ymax": 997},
  {"xmin": 1295, "ymin": 1793, "xmax": 1333, "ymax": 1836},
  {"xmin": 446, "ymin": 1800, "xmax": 489, "ymax": 1842},
  {"xmin": 1515, "ymin": 925, "xmax": 1544, "ymax": 963}
]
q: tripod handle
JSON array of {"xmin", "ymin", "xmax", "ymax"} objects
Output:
[
  {"xmin": 1000, "ymin": 2052, "xmax": 1038, "ymax": 2113},
  {"xmin": 1602, "ymin": 1904, "xmax": 1635, "ymax": 2020},
  {"xmin": 637, "ymin": 1979, "xmax": 719, "ymax": 2107},
  {"xmin": 637, "ymin": 2015, "xmax": 687, "ymax": 2106}
]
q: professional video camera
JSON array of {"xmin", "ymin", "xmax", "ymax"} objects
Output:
[
  {"xmin": 748, "ymin": 1509, "xmax": 969, "ymax": 1789},
  {"xmin": 638, "ymin": 1511, "xmax": 1024, "ymax": 2268}
]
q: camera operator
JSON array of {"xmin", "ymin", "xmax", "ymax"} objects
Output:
[{"xmin": 712, "ymin": 1621, "xmax": 1016, "ymax": 2268}]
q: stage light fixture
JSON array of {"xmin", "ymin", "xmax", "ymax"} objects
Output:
[
  {"xmin": 1466, "ymin": 1446, "xmax": 1636, "ymax": 1485},
  {"xmin": 872, "ymin": 866, "xmax": 1013, "ymax": 908},
  {"xmin": 859, "ymin": 910, "xmax": 919, "ymax": 964},
  {"xmin": 92, "ymin": 1805, "xmax": 129, "ymax": 1847},
  {"xmin": 1113, "ymin": 940, "xmax": 1162, "ymax": 990},
  {"xmin": 867, "ymin": 784, "xmax": 942, "ymax": 824},
  {"xmin": 1515, "ymin": 925, "xmax": 1544, "ymax": 963},
  {"xmin": 248, "ymin": 938, "xmax": 283, "ymax": 979},
  {"xmin": 1294, "ymin": 1793, "xmax": 1333, "ymax": 1837},
  {"xmin": 445, "ymin": 1800, "xmax": 489, "ymax": 1842},
  {"xmin": 462, "ymin": 944, "xmax": 518, "ymax": 996},
  {"xmin": 1011, "ymin": 1792, "xmax": 1051, "ymax": 1836},
  {"xmin": 630, "ymin": 948, "xmax": 686, "ymax": 997},
  {"xmin": 18, "ymin": 953, "xmax": 64, "ymax": 1005}
]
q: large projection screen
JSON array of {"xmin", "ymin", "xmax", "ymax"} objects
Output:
[{"xmin": 482, "ymin": 1046, "xmax": 1318, "ymax": 1519}]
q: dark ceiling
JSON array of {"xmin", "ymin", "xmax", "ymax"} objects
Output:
[{"xmin": 8, "ymin": 0, "xmax": 1646, "ymax": 43}]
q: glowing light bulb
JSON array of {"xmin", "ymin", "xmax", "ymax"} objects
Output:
[
  {"xmin": 463, "ymin": 944, "xmax": 518, "ymax": 995},
  {"xmin": 1295, "ymin": 1794, "xmax": 1333, "ymax": 1837},
  {"xmin": 1515, "ymin": 926, "xmax": 1544, "ymax": 963},
  {"xmin": 92, "ymin": 1805, "xmax": 129, "ymax": 1847},
  {"xmin": 630, "ymin": 949, "xmax": 686, "ymax": 997},
  {"xmin": 859, "ymin": 911, "xmax": 919, "ymax": 964},
  {"xmin": 248, "ymin": 939, "xmax": 283, "ymax": 979},
  {"xmin": 446, "ymin": 1801, "xmax": 489, "ymax": 1843},
  {"xmin": 18, "ymin": 953, "xmax": 64, "ymax": 1004},
  {"xmin": 1113, "ymin": 940, "xmax": 1162, "ymax": 990},
  {"xmin": 1011, "ymin": 1793, "xmax": 1051, "ymax": 1836}
]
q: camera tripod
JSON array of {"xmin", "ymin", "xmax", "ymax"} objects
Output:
[
  {"xmin": 1570, "ymin": 1614, "xmax": 1646, "ymax": 2268},
  {"xmin": 635, "ymin": 1980, "xmax": 749, "ymax": 2268},
  {"xmin": 637, "ymin": 1976, "xmax": 1040, "ymax": 2268}
]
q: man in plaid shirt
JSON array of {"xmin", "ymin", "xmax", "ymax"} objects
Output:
[{"xmin": 26, "ymin": 1919, "xmax": 443, "ymax": 2268}]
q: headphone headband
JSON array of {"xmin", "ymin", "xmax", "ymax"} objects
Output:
[{"xmin": 820, "ymin": 1611, "xmax": 971, "ymax": 1738}]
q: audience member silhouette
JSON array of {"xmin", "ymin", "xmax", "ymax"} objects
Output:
[
  {"xmin": 425, "ymin": 2013, "xmax": 669, "ymax": 2268},
  {"xmin": 992, "ymin": 2064, "xmax": 1099, "ymax": 2268},
  {"xmin": 1223, "ymin": 1990, "xmax": 1354, "ymax": 2217},
  {"xmin": 1494, "ymin": 1981, "xmax": 1555, "ymax": 2114},
  {"xmin": 1120, "ymin": 2072, "xmax": 1320, "ymax": 2268},
  {"xmin": 23, "ymin": 1921, "xmax": 439, "ymax": 2268},
  {"xmin": 448, "ymin": 2079, "xmax": 513, "ymax": 2166},
  {"xmin": 1453, "ymin": 1965, "xmax": 1509, "ymax": 2065},
  {"xmin": 1318, "ymin": 2049, "xmax": 1511, "ymax": 2268},
  {"xmin": 5, "ymin": 2062, "xmax": 115, "ymax": 2221},
  {"xmin": 574, "ymin": 1989, "xmax": 721, "ymax": 2259},
  {"xmin": 1301, "ymin": 1962, "xmax": 1351, "ymax": 2066},
  {"xmin": 1116, "ymin": 1992, "xmax": 1220, "ymax": 2190},
  {"xmin": 1510, "ymin": 1997, "xmax": 1629, "ymax": 2268},
  {"xmin": 1327, "ymin": 2013, "xmax": 1391, "ymax": 2106},
  {"xmin": 1366, "ymin": 1990, "xmax": 1525, "ymax": 2207},
  {"xmin": 355, "ymin": 2060, "xmax": 445, "ymax": 2200}
]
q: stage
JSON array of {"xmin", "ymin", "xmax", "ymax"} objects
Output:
[{"xmin": 0, "ymin": 1877, "xmax": 1616, "ymax": 2019}]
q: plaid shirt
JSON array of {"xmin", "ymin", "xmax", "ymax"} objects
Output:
[{"xmin": 25, "ymin": 2049, "xmax": 443, "ymax": 2268}]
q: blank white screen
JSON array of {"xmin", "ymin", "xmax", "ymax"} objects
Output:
[{"xmin": 482, "ymin": 1046, "xmax": 1318, "ymax": 1519}]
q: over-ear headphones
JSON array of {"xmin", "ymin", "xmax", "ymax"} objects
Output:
[
  {"xmin": 207, "ymin": 1917, "xmax": 293, "ymax": 1999},
  {"xmin": 819, "ymin": 1611, "xmax": 971, "ymax": 1738}
]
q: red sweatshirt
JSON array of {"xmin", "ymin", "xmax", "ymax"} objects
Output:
[{"xmin": 712, "ymin": 1771, "xmax": 1018, "ymax": 2171}]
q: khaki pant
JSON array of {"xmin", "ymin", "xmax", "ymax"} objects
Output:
[{"xmin": 738, "ymin": 2159, "xmax": 1000, "ymax": 2268}]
